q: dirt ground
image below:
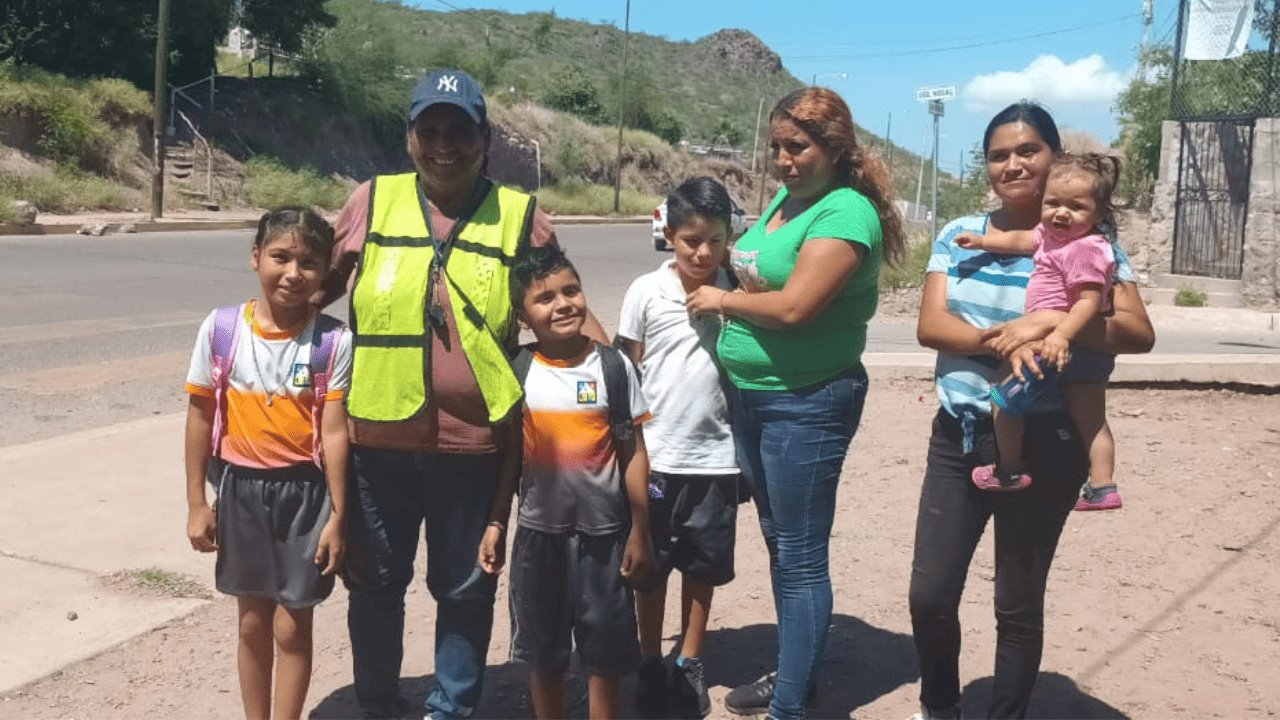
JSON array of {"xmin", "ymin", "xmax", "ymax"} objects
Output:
[{"xmin": 3, "ymin": 382, "xmax": 1279, "ymax": 719}]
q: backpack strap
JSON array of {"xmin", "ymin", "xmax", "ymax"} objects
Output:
[
  {"xmin": 511, "ymin": 343, "xmax": 632, "ymax": 443},
  {"xmin": 308, "ymin": 314, "xmax": 345, "ymax": 468},
  {"xmin": 511, "ymin": 345, "xmax": 535, "ymax": 388},
  {"xmin": 595, "ymin": 341, "xmax": 634, "ymax": 444},
  {"xmin": 208, "ymin": 304, "xmax": 243, "ymax": 458}
]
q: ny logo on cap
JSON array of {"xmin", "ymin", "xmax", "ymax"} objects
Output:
[{"xmin": 437, "ymin": 75, "xmax": 459, "ymax": 93}]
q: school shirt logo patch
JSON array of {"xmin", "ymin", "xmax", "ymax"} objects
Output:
[
  {"xmin": 291, "ymin": 363, "xmax": 312, "ymax": 388},
  {"xmin": 576, "ymin": 381, "xmax": 598, "ymax": 404}
]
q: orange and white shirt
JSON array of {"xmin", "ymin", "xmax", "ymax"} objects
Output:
[
  {"xmin": 518, "ymin": 345, "xmax": 651, "ymax": 535},
  {"xmin": 185, "ymin": 302, "xmax": 352, "ymax": 469}
]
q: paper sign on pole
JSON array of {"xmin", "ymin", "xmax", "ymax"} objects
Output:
[{"xmin": 1185, "ymin": 0, "xmax": 1255, "ymax": 60}]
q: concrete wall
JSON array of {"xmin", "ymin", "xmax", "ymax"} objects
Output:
[
  {"xmin": 1243, "ymin": 118, "xmax": 1279, "ymax": 308},
  {"xmin": 1144, "ymin": 118, "xmax": 1280, "ymax": 309}
]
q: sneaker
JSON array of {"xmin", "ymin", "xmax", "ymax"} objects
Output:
[
  {"xmin": 971, "ymin": 464, "xmax": 1032, "ymax": 492},
  {"xmin": 1074, "ymin": 483, "xmax": 1123, "ymax": 511},
  {"xmin": 636, "ymin": 656, "xmax": 668, "ymax": 718},
  {"xmin": 723, "ymin": 671, "xmax": 816, "ymax": 716},
  {"xmin": 669, "ymin": 657, "xmax": 711, "ymax": 718}
]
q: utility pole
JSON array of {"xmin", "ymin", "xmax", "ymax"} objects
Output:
[
  {"xmin": 913, "ymin": 122, "xmax": 927, "ymax": 220},
  {"xmin": 884, "ymin": 112, "xmax": 893, "ymax": 176},
  {"xmin": 750, "ymin": 96, "xmax": 765, "ymax": 173},
  {"xmin": 929, "ymin": 98, "xmax": 943, "ymax": 240},
  {"xmin": 612, "ymin": 0, "xmax": 631, "ymax": 214},
  {"xmin": 958, "ymin": 149, "xmax": 964, "ymax": 186},
  {"xmin": 150, "ymin": 0, "xmax": 170, "ymax": 221}
]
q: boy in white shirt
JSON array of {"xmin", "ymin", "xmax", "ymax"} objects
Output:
[{"xmin": 616, "ymin": 177, "xmax": 743, "ymax": 718}]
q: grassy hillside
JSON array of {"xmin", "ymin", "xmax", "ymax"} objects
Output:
[{"xmin": 311, "ymin": 0, "xmax": 801, "ymax": 145}]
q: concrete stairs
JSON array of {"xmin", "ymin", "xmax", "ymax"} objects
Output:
[
  {"xmin": 1143, "ymin": 273, "xmax": 1243, "ymax": 308},
  {"xmin": 163, "ymin": 142, "xmax": 219, "ymax": 211}
]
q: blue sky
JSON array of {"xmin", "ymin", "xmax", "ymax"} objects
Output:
[{"xmin": 406, "ymin": 0, "xmax": 1179, "ymax": 175}]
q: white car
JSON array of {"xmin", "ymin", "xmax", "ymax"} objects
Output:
[{"xmin": 651, "ymin": 199, "xmax": 749, "ymax": 251}]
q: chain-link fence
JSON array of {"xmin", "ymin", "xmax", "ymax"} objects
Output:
[{"xmin": 1170, "ymin": 0, "xmax": 1279, "ymax": 120}]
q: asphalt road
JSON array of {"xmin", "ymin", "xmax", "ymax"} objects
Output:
[{"xmin": 1, "ymin": 225, "xmax": 1276, "ymax": 447}]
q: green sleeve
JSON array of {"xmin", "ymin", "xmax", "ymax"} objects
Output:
[{"xmin": 805, "ymin": 191, "xmax": 881, "ymax": 251}]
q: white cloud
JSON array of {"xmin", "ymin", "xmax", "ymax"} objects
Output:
[{"xmin": 962, "ymin": 55, "xmax": 1129, "ymax": 113}]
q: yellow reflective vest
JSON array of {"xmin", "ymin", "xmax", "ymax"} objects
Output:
[{"xmin": 347, "ymin": 173, "xmax": 533, "ymax": 424}]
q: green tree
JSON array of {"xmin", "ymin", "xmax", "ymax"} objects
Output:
[
  {"xmin": 0, "ymin": 0, "xmax": 233, "ymax": 87},
  {"xmin": 650, "ymin": 110, "xmax": 683, "ymax": 145},
  {"xmin": 543, "ymin": 65, "xmax": 605, "ymax": 123},
  {"xmin": 530, "ymin": 11, "xmax": 554, "ymax": 52},
  {"xmin": 239, "ymin": 0, "xmax": 336, "ymax": 76},
  {"xmin": 712, "ymin": 117, "xmax": 743, "ymax": 146}
]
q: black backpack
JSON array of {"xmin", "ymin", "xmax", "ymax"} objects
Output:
[{"xmin": 511, "ymin": 341, "xmax": 635, "ymax": 443}]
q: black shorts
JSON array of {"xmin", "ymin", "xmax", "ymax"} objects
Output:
[
  {"xmin": 509, "ymin": 527, "xmax": 641, "ymax": 677},
  {"xmin": 1061, "ymin": 344, "xmax": 1116, "ymax": 384},
  {"xmin": 213, "ymin": 462, "xmax": 334, "ymax": 608},
  {"xmin": 645, "ymin": 471, "xmax": 739, "ymax": 588}
]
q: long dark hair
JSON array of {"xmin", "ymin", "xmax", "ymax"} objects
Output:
[
  {"xmin": 982, "ymin": 101, "xmax": 1063, "ymax": 156},
  {"xmin": 770, "ymin": 87, "xmax": 905, "ymax": 267}
]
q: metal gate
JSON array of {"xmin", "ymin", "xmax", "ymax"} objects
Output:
[{"xmin": 1171, "ymin": 119, "xmax": 1254, "ymax": 279}]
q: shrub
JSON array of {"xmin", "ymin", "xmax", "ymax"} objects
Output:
[
  {"xmin": 244, "ymin": 156, "xmax": 348, "ymax": 210},
  {"xmin": 0, "ymin": 167, "xmax": 139, "ymax": 213},
  {"xmin": 0, "ymin": 63, "xmax": 149, "ymax": 177},
  {"xmin": 1174, "ymin": 284, "xmax": 1208, "ymax": 307},
  {"xmin": 881, "ymin": 236, "xmax": 933, "ymax": 290}
]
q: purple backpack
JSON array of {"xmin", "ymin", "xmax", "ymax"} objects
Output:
[{"xmin": 208, "ymin": 304, "xmax": 344, "ymax": 467}]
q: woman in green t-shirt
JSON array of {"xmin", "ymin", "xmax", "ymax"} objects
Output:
[{"xmin": 687, "ymin": 87, "xmax": 904, "ymax": 719}]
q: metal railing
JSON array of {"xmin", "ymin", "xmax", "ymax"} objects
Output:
[{"xmin": 175, "ymin": 109, "xmax": 214, "ymax": 200}]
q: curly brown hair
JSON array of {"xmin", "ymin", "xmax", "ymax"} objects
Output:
[{"xmin": 769, "ymin": 87, "xmax": 905, "ymax": 267}]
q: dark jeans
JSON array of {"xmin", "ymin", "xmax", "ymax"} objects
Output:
[
  {"xmin": 343, "ymin": 446, "xmax": 500, "ymax": 719},
  {"xmin": 908, "ymin": 410, "xmax": 1086, "ymax": 719},
  {"xmin": 732, "ymin": 366, "xmax": 869, "ymax": 720}
]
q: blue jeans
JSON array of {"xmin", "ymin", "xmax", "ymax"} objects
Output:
[
  {"xmin": 343, "ymin": 447, "xmax": 500, "ymax": 719},
  {"xmin": 732, "ymin": 366, "xmax": 869, "ymax": 720}
]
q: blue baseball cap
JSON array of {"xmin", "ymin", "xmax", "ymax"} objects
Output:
[{"xmin": 407, "ymin": 69, "xmax": 487, "ymax": 126}]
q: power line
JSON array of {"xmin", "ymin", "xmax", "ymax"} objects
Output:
[{"xmin": 786, "ymin": 13, "xmax": 1142, "ymax": 61}]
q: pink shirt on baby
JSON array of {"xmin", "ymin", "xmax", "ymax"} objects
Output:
[{"xmin": 1024, "ymin": 225, "xmax": 1116, "ymax": 314}]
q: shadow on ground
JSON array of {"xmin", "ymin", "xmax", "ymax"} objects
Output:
[
  {"xmin": 960, "ymin": 672, "xmax": 1127, "ymax": 719},
  {"xmin": 685, "ymin": 614, "xmax": 918, "ymax": 717},
  {"xmin": 309, "ymin": 614, "xmax": 917, "ymax": 718}
]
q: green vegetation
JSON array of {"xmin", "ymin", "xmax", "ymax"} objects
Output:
[
  {"xmin": 880, "ymin": 235, "xmax": 934, "ymax": 290},
  {"xmin": 0, "ymin": 0, "xmax": 233, "ymax": 87},
  {"xmin": 0, "ymin": 167, "xmax": 140, "ymax": 213},
  {"xmin": 536, "ymin": 178, "xmax": 661, "ymax": 216},
  {"xmin": 1174, "ymin": 284, "xmax": 1208, "ymax": 307},
  {"xmin": 1116, "ymin": 3, "xmax": 1278, "ymax": 206},
  {"xmin": 298, "ymin": 0, "xmax": 801, "ymax": 148},
  {"xmin": 107, "ymin": 568, "xmax": 209, "ymax": 598},
  {"xmin": 245, "ymin": 156, "xmax": 348, "ymax": 210},
  {"xmin": 0, "ymin": 62, "xmax": 150, "ymax": 175}
]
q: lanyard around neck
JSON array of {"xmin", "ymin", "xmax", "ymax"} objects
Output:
[{"xmin": 416, "ymin": 178, "xmax": 491, "ymax": 269}]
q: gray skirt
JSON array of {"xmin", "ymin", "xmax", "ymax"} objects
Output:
[{"xmin": 213, "ymin": 462, "xmax": 335, "ymax": 608}]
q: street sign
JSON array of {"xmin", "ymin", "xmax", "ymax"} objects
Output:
[
  {"xmin": 915, "ymin": 85, "xmax": 957, "ymax": 102},
  {"xmin": 928, "ymin": 99, "xmax": 945, "ymax": 117}
]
